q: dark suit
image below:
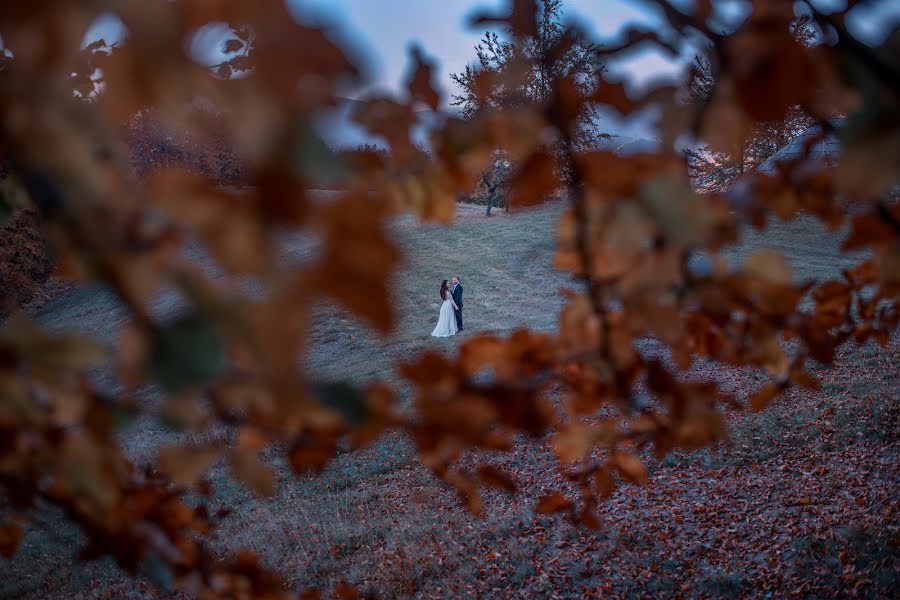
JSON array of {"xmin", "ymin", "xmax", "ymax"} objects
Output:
[{"xmin": 452, "ymin": 283, "xmax": 463, "ymax": 330}]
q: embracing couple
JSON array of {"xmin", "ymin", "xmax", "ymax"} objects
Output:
[{"xmin": 431, "ymin": 275, "xmax": 463, "ymax": 337}]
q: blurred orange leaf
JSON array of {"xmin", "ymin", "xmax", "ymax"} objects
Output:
[
  {"xmin": 405, "ymin": 45, "xmax": 442, "ymax": 110},
  {"xmin": 536, "ymin": 492, "xmax": 572, "ymax": 514},
  {"xmin": 0, "ymin": 522, "xmax": 22, "ymax": 558},
  {"xmin": 230, "ymin": 448, "xmax": 277, "ymax": 497},
  {"xmin": 611, "ymin": 452, "xmax": 648, "ymax": 484},
  {"xmin": 158, "ymin": 445, "xmax": 219, "ymax": 488},
  {"xmin": 749, "ymin": 381, "xmax": 781, "ymax": 412}
]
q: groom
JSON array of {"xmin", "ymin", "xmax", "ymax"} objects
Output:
[{"xmin": 451, "ymin": 275, "xmax": 463, "ymax": 331}]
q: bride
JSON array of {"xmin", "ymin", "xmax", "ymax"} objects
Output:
[{"xmin": 431, "ymin": 279, "xmax": 459, "ymax": 337}]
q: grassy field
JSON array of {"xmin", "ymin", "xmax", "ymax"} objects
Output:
[{"xmin": 2, "ymin": 200, "xmax": 897, "ymax": 598}]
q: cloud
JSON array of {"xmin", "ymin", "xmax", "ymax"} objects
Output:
[{"xmin": 82, "ymin": 12, "xmax": 128, "ymax": 49}]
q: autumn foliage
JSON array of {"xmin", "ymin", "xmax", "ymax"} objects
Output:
[
  {"xmin": 122, "ymin": 109, "xmax": 246, "ymax": 185},
  {"xmin": 0, "ymin": 208, "xmax": 55, "ymax": 316},
  {"xmin": 0, "ymin": 0, "xmax": 898, "ymax": 597}
]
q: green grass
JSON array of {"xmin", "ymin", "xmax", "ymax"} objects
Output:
[
  {"xmin": 303, "ymin": 203, "xmax": 570, "ymax": 385},
  {"xmin": 723, "ymin": 213, "xmax": 867, "ymax": 283},
  {"xmin": 4, "ymin": 202, "xmax": 894, "ymax": 598},
  {"xmin": 669, "ymin": 367, "xmax": 898, "ymax": 471}
]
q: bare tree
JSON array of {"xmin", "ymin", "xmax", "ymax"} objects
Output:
[{"xmin": 480, "ymin": 151, "xmax": 513, "ymax": 216}]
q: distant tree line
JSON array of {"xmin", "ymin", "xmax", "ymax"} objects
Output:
[{"xmin": 683, "ymin": 14, "xmax": 819, "ymax": 191}]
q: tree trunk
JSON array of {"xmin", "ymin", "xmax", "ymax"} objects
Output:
[
  {"xmin": 485, "ymin": 191, "xmax": 496, "ymax": 216},
  {"xmin": 482, "ymin": 172, "xmax": 498, "ymax": 216}
]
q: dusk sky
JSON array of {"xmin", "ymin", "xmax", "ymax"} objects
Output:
[
  {"xmin": 87, "ymin": 0, "xmax": 900, "ymax": 96},
  {"xmin": 290, "ymin": 0, "xmax": 683, "ymax": 93},
  {"xmin": 84, "ymin": 0, "xmax": 900, "ymax": 146},
  {"xmin": 274, "ymin": 0, "xmax": 900, "ymax": 96}
]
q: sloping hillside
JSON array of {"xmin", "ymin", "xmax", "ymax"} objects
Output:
[{"xmin": 3, "ymin": 200, "xmax": 897, "ymax": 599}]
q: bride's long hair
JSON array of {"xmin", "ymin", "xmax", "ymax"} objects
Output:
[{"xmin": 440, "ymin": 279, "xmax": 449, "ymax": 300}]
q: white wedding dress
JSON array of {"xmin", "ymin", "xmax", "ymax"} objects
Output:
[{"xmin": 431, "ymin": 293, "xmax": 459, "ymax": 337}]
